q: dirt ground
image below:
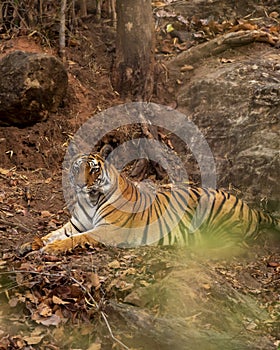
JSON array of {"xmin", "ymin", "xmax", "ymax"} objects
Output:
[{"xmin": 0, "ymin": 11, "xmax": 279, "ymax": 350}]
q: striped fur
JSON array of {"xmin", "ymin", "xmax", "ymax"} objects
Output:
[{"xmin": 24, "ymin": 153, "xmax": 280, "ymax": 254}]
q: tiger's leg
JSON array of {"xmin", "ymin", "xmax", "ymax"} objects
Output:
[
  {"xmin": 41, "ymin": 221, "xmax": 80, "ymax": 245},
  {"xmin": 19, "ymin": 221, "xmax": 82, "ymax": 255},
  {"xmin": 41, "ymin": 225, "xmax": 124, "ymax": 255},
  {"xmin": 41, "ymin": 232, "xmax": 99, "ymax": 255}
]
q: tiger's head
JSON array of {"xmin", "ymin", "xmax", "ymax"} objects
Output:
[{"xmin": 70, "ymin": 152, "xmax": 113, "ymax": 194}]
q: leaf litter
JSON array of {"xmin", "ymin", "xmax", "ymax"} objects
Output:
[{"xmin": 0, "ymin": 242, "xmax": 278, "ymax": 349}]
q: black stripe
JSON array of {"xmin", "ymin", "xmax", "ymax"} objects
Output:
[
  {"xmin": 152, "ymin": 194, "xmax": 169, "ymax": 244},
  {"xmin": 178, "ymin": 220, "xmax": 188, "ymax": 244},
  {"xmin": 239, "ymin": 201, "xmax": 244, "ymax": 221},
  {"xmin": 154, "ymin": 199, "xmax": 164, "ymax": 242},
  {"xmin": 134, "ymin": 186, "xmax": 143, "ymax": 213},
  {"xmin": 77, "ymin": 197, "xmax": 93, "ymax": 222},
  {"xmin": 141, "ymin": 224, "xmax": 150, "ymax": 245},
  {"xmin": 194, "ymin": 188, "xmax": 211, "ymax": 222},
  {"xmin": 70, "ymin": 220, "xmax": 83, "ymax": 234},
  {"xmin": 189, "ymin": 187, "xmax": 202, "ymax": 200},
  {"xmin": 171, "ymin": 189, "xmax": 191, "ymax": 213},
  {"xmin": 247, "ymin": 206, "xmax": 253, "ymax": 230},
  {"xmin": 72, "ymin": 209, "xmax": 88, "ymax": 231},
  {"xmin": 140, "ymin": 193, "xmax": 149, "ymax": 220},
  {"xmin": 226, "ymin": 195, "xmax": 240, "ymax": 220},
  {"xmin": 207, "ymin": 190, "xmax": 227, "ymax": 225},
  {"xmin": 156, "ymin": 192, "xmax": 177, "ymax": 244}
]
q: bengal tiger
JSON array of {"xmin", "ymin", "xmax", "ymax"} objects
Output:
[{"xmin": 20, "ymin": 151, "xmax": 280, "ymax": 255}]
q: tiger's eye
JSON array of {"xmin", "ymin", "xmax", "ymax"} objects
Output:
[{"xmin": 89, "ymin": 167, "xmax": 95, "ymax": 175}]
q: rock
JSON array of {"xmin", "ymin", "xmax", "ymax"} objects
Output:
[
  {"xmin": 0, "ymin": 51, "xmax": 68, "ymax": 126},
  {"xmin": 107, "ymin": 253, "xmax": 276, "ymax": 350},
  {"xmin": 171, "ymin": 0, "xmax": 272, "ymax": 19},
  {"xmin": 174, "ymin": 46, "xmax": 280, "ymax": 208}
]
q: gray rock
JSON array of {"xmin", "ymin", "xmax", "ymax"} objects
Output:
[
  {"xmin": 171, "ymin": 0, "xmax": 273, "ymax": 19},
  {"xmin": 0, "ymin": 51, "xmax": 68, "ymax": 126},
  {"xmin": 176, "ymin": 48, "xmax": 280, "ymax": 208}
]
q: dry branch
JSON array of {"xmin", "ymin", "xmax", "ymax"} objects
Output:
[
  {"xmin": 0, "ymin": 217, "xmax": 31, "ymax": 233},
  {"xmin": 168, "ymin": 30, "xmax": 278, "ymax": 77}
]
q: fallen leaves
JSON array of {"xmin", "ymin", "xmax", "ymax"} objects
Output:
[
  {"xmin": 108, "ymin": 260, "xmax": 121, "ymax": 269},
  {"xmin": 32, "ymin": 313, "xmax": 62, "ymax": 327},
  {"xmin": 0, "ymin": 244, "xmax": 279, "ymax": 349},
  {"xmin": 52, "ymin": 295, "xmax": 70, "ymax": 305},
  {"xmin": 40, "ymin": 210, "xmax": 52, "ymax": 218},
  {"xmin": 154, "ymin": 5, "xmax": 280, "ymax": 56},
  {"xmin": 0, "ymin": 168, "xmax": 11, "ymax": 176},
  {"xmin": 180, "ymin": 64, "xmax": 194, "ymax": 72},
  {"xmin": 22, "ymin": 335, "xmax": 44, "ymax": 345}
]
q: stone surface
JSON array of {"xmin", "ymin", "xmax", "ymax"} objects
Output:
[
  {"xmin": 175, "ymin": 45, "xmax": 279, "ymax": 209},
  {"xmin": 0, "ymin": 51, "xmax": 68, "ymax": 126},
  {"xmin": 171, "ymin": 0, "xmax": 276, "ymax": 19}
]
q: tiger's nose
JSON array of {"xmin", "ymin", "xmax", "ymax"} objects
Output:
[{"xmin": 75, "ymin": 184, "xmax": 87, "ymax": 193}]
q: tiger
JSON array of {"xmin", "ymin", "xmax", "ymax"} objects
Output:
[{"xmin": 19, "ymin": 151, "xmax": 280, "ymax": 255}]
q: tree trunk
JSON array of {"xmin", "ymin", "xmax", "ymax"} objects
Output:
[
  {"xmin": 112, "ymin": 0, "xmax": 154, "ymax": 101},
  {"xmin": 79, "ymin": 0, "xmax": 87, "ymax": 17},
  {"xmin": 59, "ymin": 0, "xmax": 67, "ymax": 61}
]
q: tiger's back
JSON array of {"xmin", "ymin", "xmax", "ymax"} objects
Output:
[{"xmin": 98, "ymin": 179, "xmax": 278, "ymax": 247}]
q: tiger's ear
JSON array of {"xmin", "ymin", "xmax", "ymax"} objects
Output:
[
  {"xmin": 68, "ymin": 141, "xmax": 79, "ymax": 158},
  {"xmin": 100, "ymin": 144, "xmax": 113, "ymax": 159}
]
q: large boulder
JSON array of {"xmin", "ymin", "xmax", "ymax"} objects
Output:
[
  {"xmin": 0, "ymin": 51, "xmax": 68, "ymax": 126},
  {"xmin": 172, "ymin": 44, "xmax": 279, "ymax": 209}
]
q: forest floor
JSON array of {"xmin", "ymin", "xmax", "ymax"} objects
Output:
[{"xmin": 0, "ymin": 4, "xmax": 279, "ymax": 350}]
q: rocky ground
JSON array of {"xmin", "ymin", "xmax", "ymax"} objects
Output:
[{"xmin": 0, "ymin": 1, "xmax": 279, "ymax": 349}]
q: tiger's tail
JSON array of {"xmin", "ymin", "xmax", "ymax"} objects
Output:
[{"xmin": 256, "ymin": 210, "xmax": 280, "ymax": 232}]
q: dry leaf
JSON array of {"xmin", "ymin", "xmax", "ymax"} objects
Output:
[
  {"xmin": 202, "ymin": 283, "xmax": 211, "ymax": 290},
  {"xmin": 23, "ymin": 335, "xmax": 44, "ymax": 345},
  {"xmin": 87, "ymin": 343, "xmax": 102, "ymax": 350},
  {"xmin": 44, "ymin": 177, "xmax": 52, "ymax": 184},
  {"xmin": 267, "ymin": 261, "xmax": 280, "ymax": 268},
  {"xmin": 180, "ymin": 64, "xmax": 194, "ymax": 72},
  {"xmin": 220, "ymin": 57, "xmax": 235, "ymax": 63},
  {"xmin": 152, "ymin": 1, "xmax": 166, "ymax": 6},
  {"xmin": 108, "ymin": 260, "xmax": 121, "ymax": 269},
  {"xmin": 0, "ymin": 167, "xmax": 10, "ymax": 175},
  {"xmin": 38, "ymin": 303, "xmax": 52, "ymax": 317},
  {"xmin": 25, "ymin": 291, "xmax": 39, "ymax": 304},
  {"xmin": 139, "ymin": 280, "xmax": 150, "ymax": 287},
  {"xmin": 9, "ymin": 297, "xmax": 19, "ymax": 307},
  {"xmin": 122, "ymin": 267, "xmax": 136, "ymax": 276},
  {"xmin": 52, "ymin": 295, "xmax": 69, "ymax": 305},
  {"xmin": 0, "ymin": 259, "xmax": 7, "ymax": 267},
  {"xmin": 117, "ymin": 281, "xmax": 134, "ymax": 291},
  {"xmin": 90, "ymin": 272, "xmax": 101, "ymax": 289},
  {"xmin": 40, "ymin": 210, "xmax": 52, "ymax": 218},
  {"xmin": 39, "ymin": 314, "xmax": 61, "ymax": 327}
]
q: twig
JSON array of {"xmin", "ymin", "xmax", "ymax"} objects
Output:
[
  {"xmin": 101, "ymin": 311, "xmax": 130, "ymax": 350},
  {"xmin": 0, "ymin": 217, "xmax": 31, "ymax": 233},
  {"xmin": 70, "ymin": 276, "xmax": 130, "ymax": 350}
]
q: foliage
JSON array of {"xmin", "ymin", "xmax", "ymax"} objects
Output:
[{"xmin": 0, "ymin": 0, "xmax": 94, "ymax": 46}]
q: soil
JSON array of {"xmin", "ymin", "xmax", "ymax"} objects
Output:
[{"xmin": 0, "ymin": 8, "xmax": 279, "ymax": 350}]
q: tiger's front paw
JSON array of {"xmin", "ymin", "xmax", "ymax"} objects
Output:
[
  {"xmin": 40, "ymin": 238, "xmax": 76, "ymax": 255},
  {"xmin": 18, "ymin": 241, "xmax": 33, "ymax": 256},
  {"xmin": 19, "ymin": 237, "xmax": 44, "ymax": 256}
]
